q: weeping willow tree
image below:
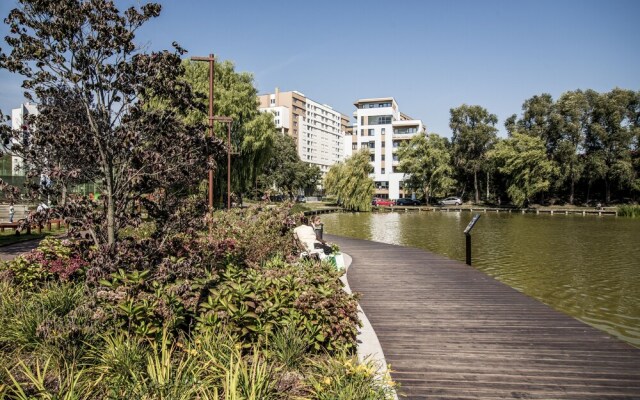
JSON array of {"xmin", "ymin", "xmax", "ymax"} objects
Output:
[
  {"xmin": 324, "ymin": 150, "xmax": 374, "ymax": 211},
  {"xmin": 181, "ymin": 59, "xmax": 276, "ymax": 204}
]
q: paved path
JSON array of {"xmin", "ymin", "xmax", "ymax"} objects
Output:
[
  {"xmin": 326, "ymin": 234, "xmax": 640, "ymax": 400},
  {"xmin": 0, "ymin": 239, "xmax": 43, "ymax": 261}
]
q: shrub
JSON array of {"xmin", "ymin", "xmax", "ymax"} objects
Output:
[
  {"xmin": 92, "ymin": 204, "xmax": 308, "ymax": 339},
  {"xmin": 0, "ymin": 282, "xmax": 96, "ymax": 362},
  {"xmin": 203, "ymin": 204, "xmax": 299, "ymax": 267},
  {"xmin": 618, "ymin": 204, "xmax": 640, "ymax": 217},
  {"xmin": 305, "ymin": 353, "xmax": 396, "ymax": 400},
  {"xmin": 198, "ymin": 255, "xmax": 360, "ymax": 353},
  {"xmin": 0, "ymin": 238, "xmax": 90, "ymax": 288}
]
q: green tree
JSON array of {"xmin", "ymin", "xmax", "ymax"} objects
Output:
[
  {"xmin": 397, "ymin": 133, "xmax": 455, "ymax": 204},
  {"xmin": 257, "ymin": 134, "xmax": 320, "ymax": 198},
  {"xmin": 508, "ymin": 93, "xmax": 562, "ymax": 155},
  {"xmin": 0, "ymin": 0, "xmax": 225, "ymax": 246},
  {"xmin": 489, "ymin": 133, "xmax": 558, "ymax": 207},
  {"xmin": 555, "ymin": 90, "xmax": 590, "ymax": 204},
  {"xmin": 449, "ymin": 105, "xmax": 498, "ymax": 203},
  {"xmin": 180, "ymin": 59, "xmax": 276, "ymax": 204},
  {"xmin": 584, "ymin": 89, "xmax": 636, "ymax": 204},
  {"xmin": 324, "ymin": 150, "xmax": 374, "ymax": 212}
]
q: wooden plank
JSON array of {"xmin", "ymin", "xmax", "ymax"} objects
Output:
[{"xmin": 326, "ymin": 234, "xmax": 640, "ymax": 399}]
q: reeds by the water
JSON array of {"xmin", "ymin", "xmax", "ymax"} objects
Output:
[{"xmin": 617, "ymin": 205, "xmax": 640, "ymax": 217}]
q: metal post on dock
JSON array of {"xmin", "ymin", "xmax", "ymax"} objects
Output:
[{"xmin": 464, "ymin": 214, "xmax": 481, "ymax": 266}]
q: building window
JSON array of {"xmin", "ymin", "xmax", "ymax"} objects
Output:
[
  {"xmin": 360, "ymin": 129, "xmax": 364, "ymax": 136},
  {"xmin": 368, "ymin": 115, "xmax": 392, "ymax": 125},
  {"xmin": 381, "ymin": 155, "xmax": 385, "ymax": 161},
  {"xmin": 352, "ymin": 143, "xmax": 357, "ymax": 150},
  {"xmin": 368, "ymin": 141, "xmax": 375, "ymax": 149},
  {"xmin": 381, "ymin": 168, "xmax": 385, "ymax": 174},
  {"xmin": 394, "ymin": 127, "xmax": 418, "ymax": 135},
  {"xmin": 381, "ymin": 141, "xmax": 386, "ymax": 148},
  {"xmin": 370, "ymin": 154, "xmax": 375, "ymax": 162},
  {"xmin": 368, "ymin": 129, "xmax": 375, "ymax": 136},
  {"xmin": 270, "ymin": 98, "xmax": 275, "ymax": 105},
  {"xmin": 381, "ymin": 128, "xmax": 386, "ymax": 135},
  {"xmin": 393, "ymin": 154, "xmax": 399, "ymax": 161},
  {"xmin": 275, "ymin": 119, "xmax": 280, "ymax": 125}
]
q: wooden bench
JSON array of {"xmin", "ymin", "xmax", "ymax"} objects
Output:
[{"xmin": 0, "ymin": 219, "xmax": 66, "ymax": 235}]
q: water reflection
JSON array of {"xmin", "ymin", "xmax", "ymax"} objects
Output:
[{"xmin": 322, "ymin": 211, "xmax": 640, "ymax": 347}]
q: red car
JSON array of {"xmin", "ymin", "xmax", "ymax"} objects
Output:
[{"xmin": 372, "ymin": 198, "xmax": 395, "ymax": 206}]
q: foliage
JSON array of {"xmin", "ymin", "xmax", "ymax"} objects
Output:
[
  {"xmin": 617, "ymin": 204, "xmax": 640, "ymax": 218},
  {"xmin": 305, "ymin": 353, "xmax": 395, "ymax": 400},
  {"xmin": 450, "ymin": 104, "xmax": 498, "ymax": 203},
  {"xmin": 256, "ymin": 133, "xmax": 321, "ymax": 198},
  {"xmin": 397, "ymin": 133, "xmax": 455, "ymax": 204},
  {"xmin": 0, "ymin": 0, "xmax": 226, "ymax": 247},
  {"xmin": 180, "ymin": 59, "xmax": 277, "ymax": 204},
  {"xmin": 324, "ymin": 150, "xmax": 374, "ymax": 212},
  {"xmin": 198, "ymin": 255, "xmax": 359, "ymax": 353},
  {"xmin": 0, "ymin": 238, "xmax": 90, "ymax": 288},
  {"xmin": 489, "ymin": 133, "xmax": 559, "ymax": 207},
  {"xmin": 0, "ymin": 281, "xmax": 97, "ymax": 369},
  {"xmin": 505, "ymin": 88, "xmax": 639, "ymax": 205}
]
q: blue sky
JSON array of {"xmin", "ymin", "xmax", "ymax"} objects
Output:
[{"xmin": 1, "ymin": 0, "xmax": 639, "ymax": 137}]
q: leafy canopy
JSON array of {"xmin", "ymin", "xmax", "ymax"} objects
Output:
[
  {"xmin": 0, "ymin": 0, "xmax": 225, "ymax": 247},
  {"xmin": 324, "ymin": 150, "xmax": 374, "ymax": 212}
]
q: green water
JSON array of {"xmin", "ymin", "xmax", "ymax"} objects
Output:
[{"xmin": 321, "ymin": 211, "xmax": 640, "ymax": 347}]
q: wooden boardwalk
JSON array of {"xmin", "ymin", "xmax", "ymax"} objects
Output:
[{"xmin": 326, "ymin": 234, "xmax": 640, "ymax": 399}]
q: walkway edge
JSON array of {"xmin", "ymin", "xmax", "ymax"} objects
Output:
[{"xmin": 340, "ymin": 253, "xmax": 398, "ymax": 400}]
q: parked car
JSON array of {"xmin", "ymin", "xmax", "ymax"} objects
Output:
[
  {"xmin": 440, "ymin": 196, "xmax": 462, "ymax": 206},
  {"xmin": 372, "ymin": 198, "xmax": 395, "ymax": 206},
  {"xmin": 296, "ymin": 195, "xmax": 306, "ymax": 203},
  {"xmin": 396, "ymin": 198, "xmax": 421, "ymax": 206}
]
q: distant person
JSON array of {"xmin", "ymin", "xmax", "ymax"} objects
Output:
[
  {"xmin": 311, "ymin": 215, "xmax": 323, "ymax": 239},
  {"xmin": 8, "ymin": 202, "xmax": 14, "ymax": 223},
  {"xmin": 36, "ymin": 202, "xmax": 49, "ymax": 213},
  {"xmin": 293, "ymin": 217, "xmax": 332, "ymax": 259}
]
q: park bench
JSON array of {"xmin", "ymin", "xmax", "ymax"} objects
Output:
[
  {"xmin": 293, "ymin": 231, "xmax": 324, "ymax": 260},
  {"xmin": 0, "ymin": 218, "xmax": 66, "ymax": 235}
]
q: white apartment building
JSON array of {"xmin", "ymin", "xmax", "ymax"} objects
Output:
[
  {"xmin": 1, "ymin": 103, "xmax": 39, "ymax": 177},
  {"xmin": 343, "ymin": 97, "xmax": 425, "ymax": 200},
  {"xmin": 258, "ymin": 89, "xmax": 349, "ymax": 175}
]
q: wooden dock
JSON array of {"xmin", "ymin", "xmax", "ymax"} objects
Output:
[
  {"xmin": 326, "ymin": 234, "xmax": 640, "ymax": 399},
  {"xmin": 375, "ymin": 206, "xmax": 618, "ymax": 216}
]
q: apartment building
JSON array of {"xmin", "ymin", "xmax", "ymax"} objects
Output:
[
  {"xmin": 258, "ymin": 88, "xmax": 349, "ymax": 174},
  {"xmin": 343, "ymin": 97, "xmax": 424, "ymax": 200},
  {"xmin": 1, "ymin": 103, "xmax": 39, "ymax": 177}
]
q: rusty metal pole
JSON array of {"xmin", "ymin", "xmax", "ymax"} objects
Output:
[
  {"xmin": 227, "ymin": 121, "xmax": 231, "ymax": 209},
  {"xmin": 208, "ymin": 54, "xmax": 214, "ymax": 210},
  {"xmin": 191, "ymin": 54, "xmax": 215, "ymax": 210}
]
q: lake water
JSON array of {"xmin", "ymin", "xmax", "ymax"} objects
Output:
[{"xmin": 320, "ymin": 211, "xmax": 640, "ymax": 347}]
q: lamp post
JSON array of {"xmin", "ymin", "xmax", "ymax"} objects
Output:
[
  {"xmin": 190, "ymin": 54, "xmax": 215, "ymax": 210},
  {"xmin": 212, "ymin": 116, "xmax": 233, "ymax": 209}
]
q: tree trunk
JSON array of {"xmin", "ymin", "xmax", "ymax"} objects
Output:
[
  {"xmin": 473, "ymin": 170, "xmax": 479, "ymax": 204},
  {"xmin": 61, "ymin": 184, "xmax": 67, "ymax": 207},
  {"xmin": 605, "ymin": 179, "xmax": 611, "ymax": 204},
  {"xmin": 106, "ymin": 175, "xmax": 115, "ymax": 246},
  {"xmin": 569, "ymin": 178, "xmax": 575, "ymax": 205},
  {"xmin": 486, "ymin": 171, "xmax": 490, "ymax": 202}
]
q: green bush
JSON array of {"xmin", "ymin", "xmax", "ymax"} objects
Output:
[
  {"xmin": 0, "ymin": 238, "xmax": 90, "ymax": 288},
  {"xmin": 0, "ymin": 282, "xmax": 95, "ymax": 362},
  {"xmin": 618, "ymin": 204, "xmax": 640, "ymax": 217},
  {"xmin": 305, "ymin": 353, "xmax": 395, "ymax": 400},
  {"xmin": 197, "ymin": 255, "xmax": 360, "ymax": 353}
]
